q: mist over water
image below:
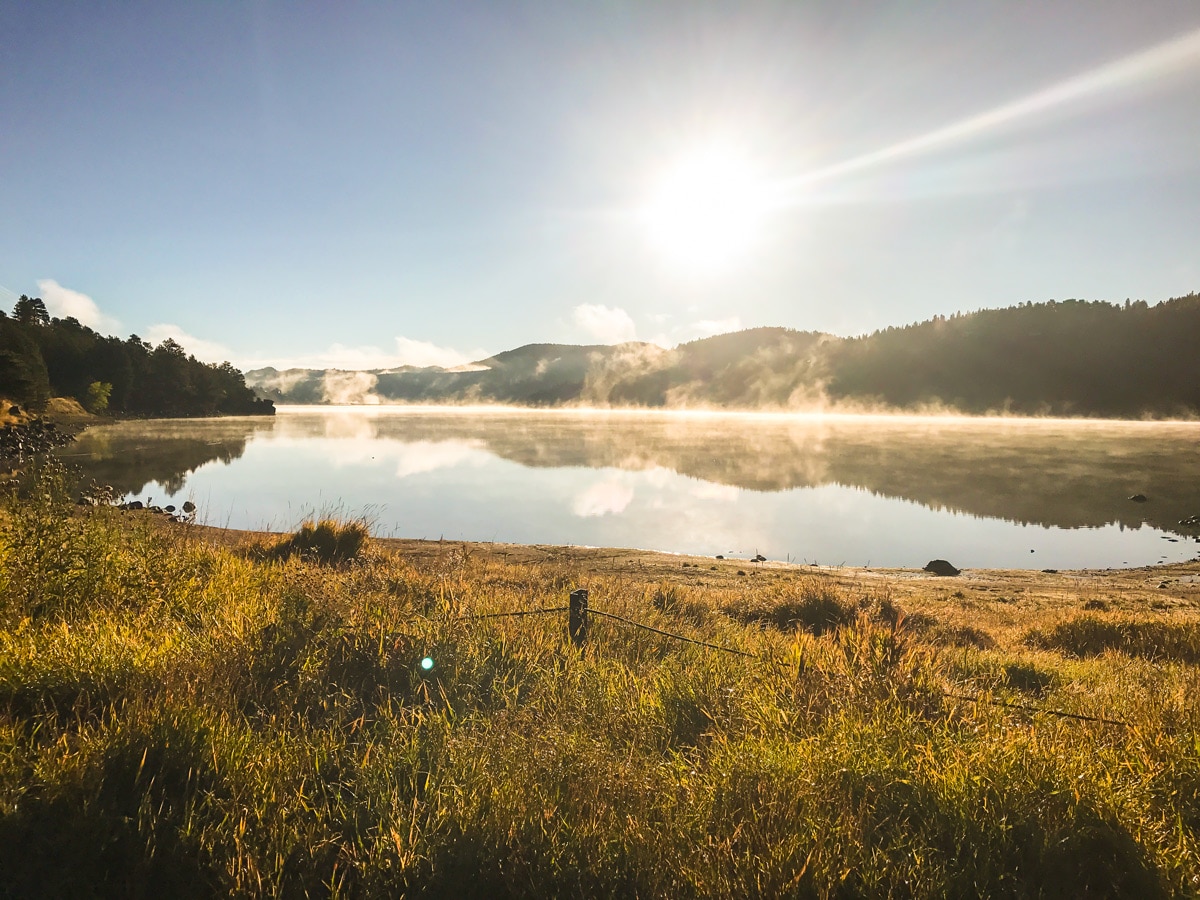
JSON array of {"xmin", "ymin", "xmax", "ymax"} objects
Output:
[{"xmin": 63, "ymin": 407, "xmax": 1200, "ymax": 570}]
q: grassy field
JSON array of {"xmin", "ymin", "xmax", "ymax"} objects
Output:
[{"xmin": 2, "ymin": 465, "xmax": 1200, "ymax": 898}]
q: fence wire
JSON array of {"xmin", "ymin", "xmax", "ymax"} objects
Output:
[{"xmin": 459, "ymin": 602, "xmax": 1130, "ymax": 727}]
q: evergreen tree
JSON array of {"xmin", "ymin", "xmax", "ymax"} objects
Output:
[
  {"xmin": 0, "ymin": 318, "xmax": 51, "ymax": 407},
  {"xmin": 12, "ymin": 295, "xmax": 49, "ymax": 327}
]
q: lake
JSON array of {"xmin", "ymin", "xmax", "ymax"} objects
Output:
[{"xmin": 59, "ymin": 407, "xmax": 1200, "ymax": 570}]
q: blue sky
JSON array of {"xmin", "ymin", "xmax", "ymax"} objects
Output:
[{"xmin": 2, "ymin": 1, "xmax": 1199, "ymax": 369}]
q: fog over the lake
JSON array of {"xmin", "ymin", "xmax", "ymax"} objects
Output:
[{"xmin": 63, "ymin": 409, "xmax": 1200, "ymax": 570}]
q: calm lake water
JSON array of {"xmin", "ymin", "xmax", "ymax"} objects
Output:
[{"xmin": 59, "ymin": 407, "xmax": 1200, "ymax": 570}]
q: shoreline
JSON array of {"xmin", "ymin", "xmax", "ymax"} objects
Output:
[
  {"xmin": 271, "ymin": 402, "xmax": 1200, "ymax": 426},
  {"xmin": 180, "ymin": 520, "xmax": 1200, "ymax": 609}
]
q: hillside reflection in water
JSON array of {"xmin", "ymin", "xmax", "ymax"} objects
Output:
[{"xmin": 64, "ymin": 408, "xmax": 1200, "ymax": 569}]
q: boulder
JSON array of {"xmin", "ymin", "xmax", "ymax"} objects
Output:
[
  {"xmin": 923, "ymin": 559, "xmax": 961, "ymax": 577},
  {"xmin": 1129, "ymin": 494, "xmax": 1148, "ymax": 503}
]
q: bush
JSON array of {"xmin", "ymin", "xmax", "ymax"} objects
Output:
[
  {"xmin": 270, "ymin": 518, "xmax": 370, "ymax": 566},
  {"xmin": 724, "ymin": 582, "xmax": 857, "ymax": 635}
]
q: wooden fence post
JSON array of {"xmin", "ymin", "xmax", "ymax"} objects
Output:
[{"xmin": 569, "ymin": 589, "xmax": 589, "ymax": 648}]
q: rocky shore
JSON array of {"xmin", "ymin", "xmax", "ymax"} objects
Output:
[{"xmin": 0, "ymin": 416, "xmax": 76, "ymax": 465}]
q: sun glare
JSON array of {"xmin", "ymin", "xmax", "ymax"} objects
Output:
[{"xmin": 641, "ymin": 145, "xmax": 770, "ymax": 277}]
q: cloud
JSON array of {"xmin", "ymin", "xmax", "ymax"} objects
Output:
[
  {"xmin": 242, "ymin": 336, "xmax": 485, "ymax": 371},
  {"xmin": 393, "ymin": 336, "xmax": 482, "ymax": 368},
  {"xmin": 144, "ymin": 324, "xmax": 232, "ymax": 363},
  {"xmin": 36, "ymin": 280, "xmax": 121, "ymax": 332},
  {"xmin": 308, "ymin": 343, "xmax": 398, "ymax": 370},
  {"xmin": 574, "ymin": 304, "xmax": 637, "ymax": 343},
  {"xmin": 691, "ymin": 317, "xmax": 742, "ymax": 338},
  {"xmin": 572, "ymin": 479, "xmax": 635, "ymax": 517}
]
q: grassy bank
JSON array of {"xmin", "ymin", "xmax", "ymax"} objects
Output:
[{"xmin": 2, "ymin": 467, "xmax": 1199, "ymax": 897}]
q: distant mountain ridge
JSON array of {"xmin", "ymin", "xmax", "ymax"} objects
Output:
[{"xmin": 246, "ymin": 294, "xmax": 1200, "ymax": 418}]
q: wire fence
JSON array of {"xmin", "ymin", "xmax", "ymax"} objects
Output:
[
  {"xmin": 459, "ymin": 597, "xmax": 756, "ymax": 657},
  {"xmin": 458, "ymin": 589, "xmax": 1131, "ymax": 729},
  {"xmin": 585, "ymin": 608, "xmax": 758, "ymax": 658}
]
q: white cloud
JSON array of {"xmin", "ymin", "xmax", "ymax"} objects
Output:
[
  {"xmin": 573, "ymin": 303, "xmax": 637, "ymax": 344},
  {"xmin": 36, "ymin": 280, "xmax": 121, "ymax": 332},
  {"xmin": 241, "ymin": 336, "xmax": 485, "ymax": 371},
  {"xmin": 393, "ymin": 336, "xmax": 483, "ymax": 368},
  {"xmin": 572, "ymin": 479, "xmax": 635, "ymax": 517},
  {"xmin": 144, "ymin": 324, "xmax": 232, "ymax": 363},
  {"xmin": 311, "ymin": 343, "xmax": 397, "ymax": 370},
  {"xmin": 691, "ymin": 317, "xmax": 742, "ymax": 338}
]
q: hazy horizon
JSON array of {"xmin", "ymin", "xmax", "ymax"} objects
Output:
[{"xmin": 3, "ymin": 2, "xmax": 1199, "ymax": 371}]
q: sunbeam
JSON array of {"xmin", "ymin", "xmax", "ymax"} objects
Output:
[{"xmin": 780, "ymin": 26, "xmax": 1200, "ymax": 195}]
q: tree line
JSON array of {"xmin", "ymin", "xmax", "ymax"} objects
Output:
[
  {"xmin": 0, "ymin": 295, "xmax": 273, "ymax": 416},
  {"xmin": 824, "ymin": 294, "xmax": 1200, "ymax": 417}
]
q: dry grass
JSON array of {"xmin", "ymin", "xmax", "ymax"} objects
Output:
[
  {"xmin": 267, "ymin": 517, "xmax": 371, "ymax": 566},
  {"xmin": 1, "ymin": 464, "xmax": 1199, "ymax": 897}
]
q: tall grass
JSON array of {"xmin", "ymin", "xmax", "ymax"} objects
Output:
[
  {"xmin": 1027, "ymin": 615, "xmax": 1200, "ymax": 664},
  {"xmin": 268, "ymin": 517, "xmax": 371, "ymax": 566},
  {"xmin": 0, "ymin": 466, "xmax": 1198, "ymax": 896}
]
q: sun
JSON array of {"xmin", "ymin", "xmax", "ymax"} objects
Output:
[{"xmin": 641, "ymin": 145, "xmax": 770, "ymax": 277}]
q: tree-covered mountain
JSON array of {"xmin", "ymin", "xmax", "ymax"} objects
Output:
[
  {"xmin": 247, "ymin": 293, "xmax": 1200, "ymax": 417},
  {"xmin": 824, "ymin": 295, "xmax": 1200, "ymax": 417},
  {"xmin": 0, "ymin": 296, "xmax": 273, "ymax": 417}
]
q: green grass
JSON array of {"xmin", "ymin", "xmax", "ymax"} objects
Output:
[{"xmin": 1, "ymin": 465, "xmax": 1198, "ymax": 897}]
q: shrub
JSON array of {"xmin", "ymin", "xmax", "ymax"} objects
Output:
[
  {"xmin": 271, "ymin": 518, "xmax": 370, "ymax": 566},
  {"xmin": 724, "ymin": 582, "xmax": 857, "ymax": 635}
]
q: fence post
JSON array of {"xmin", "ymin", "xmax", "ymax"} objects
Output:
[{"xmin": 569, "ymin": 589, "xmax": 589, "ymax": 648}]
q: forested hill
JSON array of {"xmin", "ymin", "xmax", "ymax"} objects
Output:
[
  {"xmin": 824, "ymin": 294, "xmax": 1200, "ymax": 417},
  {"xmin": 247, "ymin": 293, "xmax": 1200, "ymax": 417},
  {"xmin": 0, "ymin": 295, "xmax": 273, "ymax": 417}
]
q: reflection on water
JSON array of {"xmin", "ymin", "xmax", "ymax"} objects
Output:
[
  {"xmin": 61, "ymin": 418, "xmax": 275, "ymax": 495},
  {"xmin": 61, "ymin": 408, "xmax": 1200, "ymax": 569}
]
